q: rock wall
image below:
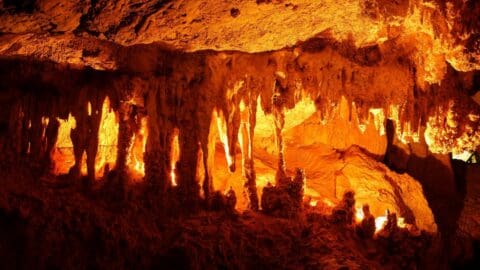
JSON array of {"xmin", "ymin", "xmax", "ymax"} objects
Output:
[{"xmin": 0, "ymin": 39, "xmax": 478, "ymax": 214}]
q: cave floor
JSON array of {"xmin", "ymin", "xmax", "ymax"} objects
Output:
[{"xmin": 0, "ymin": 167, "xmax": 436, "ymax": 270}]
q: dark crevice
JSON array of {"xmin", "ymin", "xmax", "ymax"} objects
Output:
[
  {"xmin": 74, "ymin": 0, "xmax": 103, "ymax": 37},
  {"xmin": 2, "ymin": 0, "xmax": 37, "ymax": 14}
]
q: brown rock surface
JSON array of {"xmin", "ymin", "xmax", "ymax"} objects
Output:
[{"xmin": 0, "ymin": 0, "xmax": 479, "ymax": 268}]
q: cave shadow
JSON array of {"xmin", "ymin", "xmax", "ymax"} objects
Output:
[{"xmin": 384, "ymin": 119, "xmax": 469, "ymax": 267}]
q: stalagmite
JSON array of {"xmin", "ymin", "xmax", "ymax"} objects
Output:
[
  {"xmin": 225, "ymin": 187, "xmax": 237, "ymax": 212},
  {"xmin": 332, "ymin": 191, "xmax": 356, "ymax": 225},
  {"xmin": 355, "ymin": 204, "xmax": 376, "ymax": 239},
  {"xmin": 377, "ymin": 210, "xmax": 400, "ymax": 238}
]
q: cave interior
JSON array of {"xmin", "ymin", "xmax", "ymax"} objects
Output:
[{"xmin": 0, "ymin": 0, "xmax": 479, "ymax": 269}]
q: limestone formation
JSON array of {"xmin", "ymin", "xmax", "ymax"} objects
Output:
[
  {"xmin": 356, "ymin": 204, "xmax": 376, "ymax": 239},
  {"xmin": 0, "ymin": 0, "xmax": 478, "ymax": 268}
]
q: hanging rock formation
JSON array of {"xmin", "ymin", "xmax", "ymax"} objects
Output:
[{"xmin": 0, "ymin": 0, "xmax": 478, "ymax": 236}]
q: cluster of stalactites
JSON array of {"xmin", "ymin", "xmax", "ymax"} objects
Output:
[
  {"xmin": 251, "ymin": 69, "xmax": 478, "ymax": 156},
  {"xmin": 313, "ymin": 94, "xmax": 480, "ymax": 154},
  {"xmin": 213, "ymin": 74, "xmax": 446, "ymax": 212},
  {"xmin": 425, "ymin": 100, "xmax": 480, "ymax": 156},
  {"xmin": 141, "ymin": 76, "xmax": 261, "ymax": 210},
  {"xmin": 4, "ymin": 44, "xmax": 479, "ymax": 213},
  {"xmin": 10, "ymin": 95, "xmax": 149, "ymax": 182}
]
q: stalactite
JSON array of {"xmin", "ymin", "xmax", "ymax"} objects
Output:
[
  {"xmin": 116, "ymin": 102, "xmax": 135, "ymax": 172},
  {"xmin": 243, "ymin": 91, "xmax": 260, "ymax": 210},
  {"xmin": 224, "ymin": 79, "xmax": 243, "ymax": 174},
  {"xmin": 201, "ymin": 114, "xmax": 217, "ymax": 205},
  {"xmin": 355, "ymin": 99, "xmax": 370, "ymax": 133},
  {"xmin": 145, "ymin": 82, "xmax": 172, "ymax": 195},
  {"xmin": 69, "ymin": 92, "xmax": 104, "ymax": 182},
  {"xmin": 215, "ymin": 109, "xmax": 235, "ymax": 171},
  {"xmin": 177, "ymin": 128, "xmax": 201, "ymax": 207},
  {"xmin": 144, "ymin": 85, "xmax": 161, "ymax": 189},
  {"xmin": 70, "ymin": 109, "xmax": 86, "ymax": 178},
  {"xmin": 44, "ymin": 118, "xmax": 59, "ymax": 172},
  {"xmin": 1, "ymin": 35, "xmax": 478, "ymax": 220},
  {"xmin": 272, "ymin": 82, "xmax": 288, "ymax": 185}
]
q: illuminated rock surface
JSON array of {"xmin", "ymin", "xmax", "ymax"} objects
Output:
[{"xmin": 0, "ymin": 0, "xmax": 479, "ymax": 269}]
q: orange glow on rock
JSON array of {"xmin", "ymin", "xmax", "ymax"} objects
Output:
[
  {"xmin": 127, "ymin": 116, "xmax": 148, "ymax": 177},
  {"xmin": 51, "ymin": 113, "xmax": 76, "ymax": 175},
  {"xmin": 425, "ymin": 100, "xmax": 480, "ymax": 155},
  {"xmin": 355, "ymin": 207, "xmax": 407, "ymax": 234},
  {"xmin": 87, "ymin": 101, "xmax": 92, "ymax": 116},
  {"xmin": 170, "ymin": 128, "xmax": 180, "ymax": 186},
  {"xmin": 94, "ymin": 97, "xmax": 119, "ymax": 178},
  {"xmin": 51, "ymin": 97, "xmax": 119, "ymax": 179},
  {"xmin": 214, "ymin": 109, "xmax": 234, "ymax": 171}
]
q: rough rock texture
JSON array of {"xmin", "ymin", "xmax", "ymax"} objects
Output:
[
  {"xmin": 260, "ymin": 168, "xmax": 305, "ymax": 218},
  {"xmin": 2, "ymin": 38, "xmax": 477, "ymax": 211},
  {"xmin": 339, "ymin": 146, "xmax": 437, "ymax": 232},
  {"xmin": 282, "ymin": 96, "xmax": 388, "ymax": 157},
  {"xmin": 278, "ymin": 144, "xmax": 437, "ymax": 233},
  {"xmin": 0, "ymin": 1, "xmax": 479, "ymax": 70},
  {"xmin": 356, "ymin": 204, "xmax": 376, "ymax": 239},
  {"xmin": 331, "ymin": 191, "xmax": 356, "ymax": 225},
  {"xmin": 458, "ymin": 166, "xmax": 480, "ymax": 239},
  {"xmin": 0, "ymin": 0, "xmax": 479, "ymax": 268},
  {"xmin": 0, "ymin": 0, "xmax": 479, "ymax": 92},
  {"xmin": 0, "ymin": 172, "xmax": 437, "ymax": 270}
]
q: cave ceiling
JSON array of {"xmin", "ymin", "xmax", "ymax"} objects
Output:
[
  {"xmin": 0, "ymin": 0, "xmax": 478, "ymax": 78},
  {"xmin": 0, "ymin": 0, "xmax": 479, "ymax": 157}
]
